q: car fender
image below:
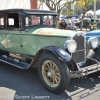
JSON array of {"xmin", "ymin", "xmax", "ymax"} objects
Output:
[
  {"xmin": 87, "ymin": 46, "xmax": 100, "ymax": 61},
  {"xmin": 94, "ymin": 46, "xmax": 100, "ymax": 60},
  {"xmin": 30, "ymin": 46, "xmax": 72, "ymax": 67}
]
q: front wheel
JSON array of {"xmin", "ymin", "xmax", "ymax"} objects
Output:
[{"xmin": 38, "ymin": 53, "xmax": 70, "ymax": 94}]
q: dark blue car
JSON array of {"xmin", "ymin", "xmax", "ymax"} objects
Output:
[{"xmin": 86, "ymin": 30, "xmax": 100, "ymax": 61}]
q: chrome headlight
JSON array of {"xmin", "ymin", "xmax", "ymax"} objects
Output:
[
  {"xmin": 64, "ymin": 40, "xmax": 77, "ymax": 53},
  {"xmin": 88, "ymin": 37, "xmax": 99, "ymax": 49}
]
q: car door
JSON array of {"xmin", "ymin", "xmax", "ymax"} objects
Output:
[
  {"xmin": 5, "ymin": 12, "xmax": 23, "ymax": 54},
  {"xmin": 0, "ymin": 12, "xmax": 8, "ymax": 51}
]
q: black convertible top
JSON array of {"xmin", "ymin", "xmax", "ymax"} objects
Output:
[{"xmin": 0, "ymin": 9, "xmax": 58, "ymax": 15}]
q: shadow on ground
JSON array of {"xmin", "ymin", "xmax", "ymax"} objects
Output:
[{"xmin": 0, "ymin": 62, "xmax": 100, "ymax": 100}]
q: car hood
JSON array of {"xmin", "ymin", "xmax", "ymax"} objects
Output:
[
  {"xmin": 86, "ymin": 30, "xmax": 100, "ymax": 40},
  {"xmin": 86, "ymin": 30, "xmax": 100, "ymax": 36},
  {"xmin": 32, "ymin": 28, "xmax": 76, "ymax": 37}
]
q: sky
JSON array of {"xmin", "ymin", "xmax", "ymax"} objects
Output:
[{"xmin": 38, "ymin": 2, "xmax": 49, "ymax": 10}]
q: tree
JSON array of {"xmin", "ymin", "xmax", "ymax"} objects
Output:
[
  {"xmin": 61, "ymin": 1, "xmax": 76, "ymax": 15},
  {"xmin": 39, "ymin": 0, "xmax": 74, "ymax": 14},
  {"xmin": 75, "ymin": 0, "xmax": 93, "ymax": 30}
]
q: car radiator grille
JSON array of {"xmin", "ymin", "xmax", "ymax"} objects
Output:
[{"xmin": 72, "ymin": 34, "xmax": 85, "ymax": 63}]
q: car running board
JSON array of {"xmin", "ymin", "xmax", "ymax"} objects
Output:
[{"xmin": 0, "ymin": 55, "xmax": 30, "ymax": 70}]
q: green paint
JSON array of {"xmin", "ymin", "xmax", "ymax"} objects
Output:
[
  {"xmin": 0, "ymin": 27, "xmax": 75, "ymax": 55},
  {"xmin": 0, "ymin": 30, "xmax": 8, "ymax": 51},
  {"xmin": 21, "ymin": 28, "xmax": 71, "ymax": 55}
]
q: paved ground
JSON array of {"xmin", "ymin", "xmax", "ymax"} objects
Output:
[{"xmin": 0, "ymin": 62, "xmax": 100, "ymax": 100}]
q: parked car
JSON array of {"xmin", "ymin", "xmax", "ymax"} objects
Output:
[
  {"xmin": 0, "ymin": 9, "xmax": 100, "ymax": 94},
  {"xmin": 75, "ymin": 18, "xmax": 91, "ymax": 28}
]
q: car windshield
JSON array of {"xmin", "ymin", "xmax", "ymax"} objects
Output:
[{"xmin": 23, "ymin": 14, "xmax": 57, "ymax": 28}]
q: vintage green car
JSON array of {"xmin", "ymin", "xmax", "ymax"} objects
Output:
[{"xmin": 0, "ymin": 9, "xmax": 100, "ymax": 94}]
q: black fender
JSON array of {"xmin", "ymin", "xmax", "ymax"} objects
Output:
[
  {"xmin": 94, "ymin": 46, "xmax": 100, "ymax": 60},
  {"xmin": 87, "ymin": 46, "xmax": 100, "ymax": 61},
  {"xmin": 30, "ymin": 46, "xmax": 71, "ymax": 66},
  {"xmin": 42, "ymin": 46, "xmax": 72, "ymax": 62},
  {"xmin": 30, "ymin": 46, "xmax": 78, "ymax": 71}
]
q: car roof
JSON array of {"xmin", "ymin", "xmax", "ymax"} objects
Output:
[{"xmin": 0, "ymin": 9, "xmax": 58, "ymax": 15}]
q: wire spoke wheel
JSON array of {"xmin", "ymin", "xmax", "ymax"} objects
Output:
[{"xmin": 42, "ymin": 60, "xmax": 61, "ymax": 87}]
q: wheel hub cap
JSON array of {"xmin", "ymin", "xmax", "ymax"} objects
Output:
[
  {"xmin": 47, "ymin": 72, "xmax": 51, "ymax": 77},
  {"xmin": 42, "ymin": 60, "xmax": 61, "ymax": 87}
]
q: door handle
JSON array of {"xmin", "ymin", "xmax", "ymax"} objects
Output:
[{"xmin": 20, "ymin": 44, "xmax": 23, "ymax": 47}]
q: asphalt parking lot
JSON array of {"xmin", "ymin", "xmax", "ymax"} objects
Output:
[{"xmin": 0, "ymin": 62, "xmax": 100, "ymax": 100}]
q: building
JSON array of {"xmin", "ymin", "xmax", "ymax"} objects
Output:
[{"xmin": 0, "ymin": 0, "xmax": 37, "ymax": 9}]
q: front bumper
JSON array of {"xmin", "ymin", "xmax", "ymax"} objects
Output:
[{"xmin": 70, "ymin": 63, "xmax": 100, "ymax": 78}]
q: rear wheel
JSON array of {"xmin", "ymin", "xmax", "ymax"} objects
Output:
[{"xmin": 38, "ymin": 53, "xmax": 70, "ymax": 93}]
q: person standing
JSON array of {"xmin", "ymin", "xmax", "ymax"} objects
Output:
[
  {"xmin": 57, "ymin": 18, "xmax": 61, "ymax": 29},
  {"xmin": 45, "ymin": 16, "xmax": 51, "ymax": 26},
  {"xmin": 65, "ymin": 18, "xmax": 69, "ymax": 29},
  {"xmin": 71, "ymin": 17, "xmax": 75, "ymax": 30},
  {"xmin": 59, "ymin": 19, "xmax": 67, "ymax": 29}
]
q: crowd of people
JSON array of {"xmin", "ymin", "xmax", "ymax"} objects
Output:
[
  {"xmin": 57, "ymin": 15, "xmax": 100, "ymax": 31},
  {"xmin": 57, "ymin": 17, "xmax": 77, "ymax": 30}
]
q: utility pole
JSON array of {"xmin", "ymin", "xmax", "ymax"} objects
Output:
[
  {"xmin": 87, "ymin": 0, "xmax": 89, "ymax": 11},
  {"xmin": 94, "ymin": 0, "xmax": 96, "ymax": 23}
]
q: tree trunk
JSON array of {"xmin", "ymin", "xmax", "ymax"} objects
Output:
[
  {"xmin": 80, "ymin": 15, "xmax": 84, "ymax": 31},
  {"xmin": 80, "ymin": 8, "xmax": 85, "ymax": 31}
]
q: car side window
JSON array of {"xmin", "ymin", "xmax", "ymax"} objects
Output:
[
  {"xmin": 6, "ymin": 13, "xmax": 20, "ymax": 30},
  {"xmin": 23, "ymin": 15, "xmax": 56, "ymax": 28},
  {"xmin": 24, "ymin": 15, "xmax": 39, "ymax": 27},
  {"xmin": 0, "ymin": 13, "xmax": 4, "ymax": 29}
]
